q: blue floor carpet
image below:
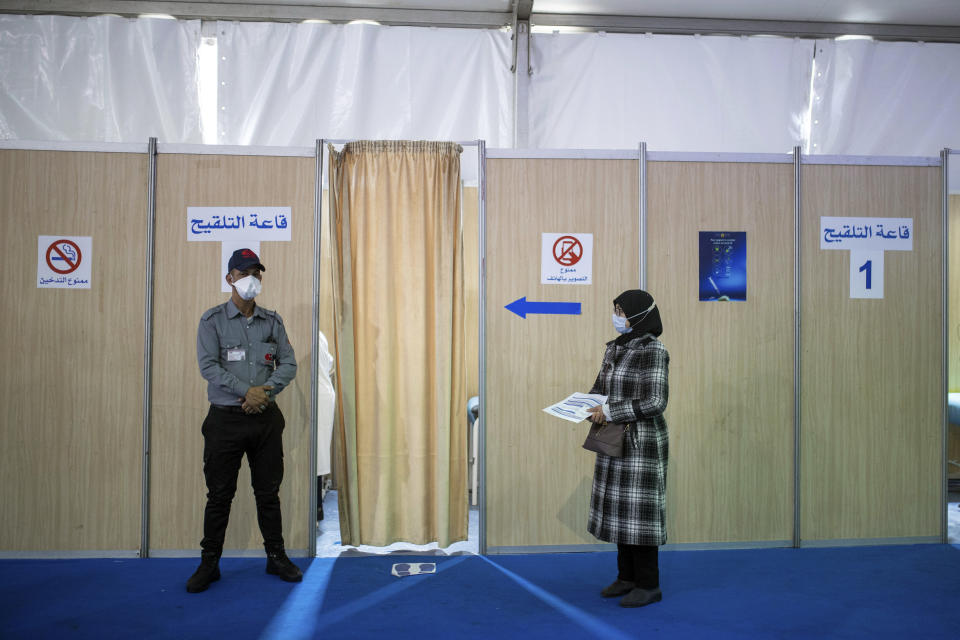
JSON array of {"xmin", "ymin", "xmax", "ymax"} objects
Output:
[{"xmin": 2, "ymin": 545, "xmax": 959, "ymax": 639}]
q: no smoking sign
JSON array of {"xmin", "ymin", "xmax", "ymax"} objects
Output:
[
  {"xmin": 541, "ymin": 232, "xmax": 592, "ymax": 285},
  {"xmin": 46, "ymin": 239, "xmax": 82, "ymax": 274},
  {"xmin": 38, "ymin": 236, "xmax": 92, "ymax": 289}
]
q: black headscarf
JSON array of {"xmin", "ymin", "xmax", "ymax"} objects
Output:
[{"xmin": 613, "ymin": 289, "xmax": 662, "ymax": 345}]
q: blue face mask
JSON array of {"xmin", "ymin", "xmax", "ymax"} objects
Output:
[{"xmin": 612, "ymin": 313, "xmax": 631, "ymax": 334}]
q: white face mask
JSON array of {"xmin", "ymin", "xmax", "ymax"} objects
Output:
[
  {"xmin": 612, "ymin": 313, "xmax": 631, "ymax": 334},
  {"xmin": 232, "ymin": 274, "xmax": 262, "ymax": 300}
]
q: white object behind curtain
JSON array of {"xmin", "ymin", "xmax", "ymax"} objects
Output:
[
  {"xmin": 317, "ymin": 331, "xmax": 336, "ymax": 477},
  {"xmin": 529, "ymin": 32, "xmax": 813, "ymax": 152},
  {"xmin": 0, "ymin": 15, "xmax": 202, "ymax": 142},
  {"xmin": 809, "ymin": 39, "xmax": 960, "ymax": 156},
  {"xmin": 216, "ymin": 21, "xmax": 513, "ymax": 147}
]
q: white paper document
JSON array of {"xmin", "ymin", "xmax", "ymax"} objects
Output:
[{"xmin": 543, "ymin": 392, "xmax": 607, "ymax": 423}]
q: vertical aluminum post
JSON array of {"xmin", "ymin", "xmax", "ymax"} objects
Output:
[
  {"xmin": 478, "ymin": 139, "xmax": 488, "ymax": 555},
  {"xmin": 140, "ymin": 138, "xmax": 158, "ymax": 558},
  {"xmin": 793, "ymin": 146, "xmax": 802, "ymax": 548},
  {"xmin": 309, "ymin": 140, "xmax": 324, "ymax": 557},
  {"xmin": 942, "ymin": 148, "xmax": 950, "ymax": 544},
  {"xmin": 639, "ymin": 142, "xmax": 647, "ymax": 288}
]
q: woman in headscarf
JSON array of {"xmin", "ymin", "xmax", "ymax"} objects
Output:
[{"xmin": 585, "ymin": 289, "xmax": 669, "ymax": 608}]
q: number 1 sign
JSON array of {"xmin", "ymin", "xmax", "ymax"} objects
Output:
[
  {"xmin": 850, "ymin": 250, "xmax": 884, "ymax": 299},
  {"xmin": 820, "ymin": 217, "xmax": 912, "ymax": 300}
]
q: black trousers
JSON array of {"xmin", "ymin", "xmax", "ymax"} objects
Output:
[
  {"xmin": 200, "ymin": 404, "xmax": 285, "ymax": 556},
  {"xmin": 617, "ymin": 544, "xmax": 659, "ymax": 589}
]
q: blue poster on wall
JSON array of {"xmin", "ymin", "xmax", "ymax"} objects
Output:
[{"xmin": 699, "ymin": 231, "xmax": 747, "ymax": 301}]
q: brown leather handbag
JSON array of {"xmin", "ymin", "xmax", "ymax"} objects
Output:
[{"xmin": 582, "ymin": 422, "xmax": 627, "ymax": 457}]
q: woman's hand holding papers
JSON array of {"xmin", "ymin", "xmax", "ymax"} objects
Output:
[{"xmin": 587, "ymin": 405, "xmax": 607, "ymax": 424}]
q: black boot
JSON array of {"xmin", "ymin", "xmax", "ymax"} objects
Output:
[
  {"xmin": 266, "ymin": 548, "xmax": 303, "ymax": 582},
  {"xmin": 601, "ymin": 579, "xmax": 635, "ymax": 598},
  {"xmin": 186, "ymin": 553, "xmax": 221, "ymax": 593},
  {"xmin": 620, "ymin": 587, "xmax": 662, "ymax": 608}
]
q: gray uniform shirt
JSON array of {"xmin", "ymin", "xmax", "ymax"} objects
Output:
[{"xmin": 197, "ymin": 299, "xmax": 297, "ymax": 406}]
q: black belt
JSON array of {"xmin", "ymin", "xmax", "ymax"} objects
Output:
[{"xmin": 211, "ymin": 403, "xmax": 274, "ymax": 414}]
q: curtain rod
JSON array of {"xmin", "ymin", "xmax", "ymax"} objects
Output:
[{"xmin": 324, "ymin": 139, "xmax": 481, "ymax": 147}]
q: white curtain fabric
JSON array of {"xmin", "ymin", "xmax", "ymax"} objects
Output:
[
  {"xmin": 529, "ymin": 32, "xmax": 814, "ymax": 152},
  {"xmin": 216, "ymin": 21, "xmax": 513, "ymax": 147},
  {"xmin": 0, "ymin": 14, "xmax": 202, "ymax": 143},
  {"xmin": 317, "ymin": 331, "xmax": 336, "ymax": 477},
  {"xmin": 809, "ymin": 39, "xmax": 960, "ymax": 156}
]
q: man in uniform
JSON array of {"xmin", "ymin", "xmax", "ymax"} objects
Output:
[{"xmin": 186, "ymin": 248, "xmax": 302, "ymax": 593}]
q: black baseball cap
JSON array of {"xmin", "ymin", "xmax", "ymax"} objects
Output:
[{"xmin": 228, "ymin": 248, "xmax": 266, "ymax": 273}]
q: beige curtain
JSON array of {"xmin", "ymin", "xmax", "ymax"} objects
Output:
[{"xmin": 329, "ymin": 140, "xmax": 467, "ymax": 546}]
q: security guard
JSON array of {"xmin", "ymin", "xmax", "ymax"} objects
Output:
[{"xmin": 186, "ymin": 248, "xmax": 302, "ymax": 593}]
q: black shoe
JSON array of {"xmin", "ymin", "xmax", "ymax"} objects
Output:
[
  {"xmin": 266, "ymin": 549, "xmax": 303, "ymax": 582},
  {"xmin": 619, "ymin": 587, "xmax": 662, "ymax": 608},
  {"xmin": 601, "ymin": 579, "xmax": 635, "ymax": 598},
  {"xmin": 186, "ymin": 555, "xmax": 221, "ymax": 593}
]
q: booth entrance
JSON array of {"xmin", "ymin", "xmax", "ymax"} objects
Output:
[{"xmin": 311, "ymin": 142, "xmax": 485, "ymax": 557}]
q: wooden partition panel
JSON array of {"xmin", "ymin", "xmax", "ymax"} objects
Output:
[
  {"xmin": 0, "ymin": 150, "xmax": 147, "ymax": 551},
  {"xmin": 647, "ymin": 161, "xmax": 795, "ymax": 545},
  {"xmin": 151, "ymin": 154, "xmax": 315, "ymax": 553},
  {"xmin": 801, "ymin": 164, "xmax": 941, "ymax": 542},
  {"xmin": 486, "ymin": 158, "xmax": 638, "ymax": 550}
]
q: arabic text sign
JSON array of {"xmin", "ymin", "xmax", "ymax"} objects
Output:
[
  {"xmin": 187, "ymin": 207, "xmax": 291, "ymax": 242},
  {"xmin": 541, "ymin": 233, "xmax": 593, "ymax": 285},
  {"xmin": 820, "ymin": 217, "xmax": 912, "ymax": 251},
  {"xmin": 38, "ymin": 236, "xmax": 92, "ymax": 289}
]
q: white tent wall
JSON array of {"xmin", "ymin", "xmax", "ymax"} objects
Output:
[
  {"xmin": 809, "ymin": 39, "xmax": 960, "ymax": 157},
  {"xmin": 215, "ymin": 21, "xmax": 514, "ymax": 147},
  {"xmin": 2, "ymin": 14, "xmax": 960, "ymax": 161},
  {"xmin": 527, "ymin": 32, "xmax": 814, "ymax": 152},
  {"xmin": 0, "ymin": 14, "xmax": 202, "ymax": 143}
]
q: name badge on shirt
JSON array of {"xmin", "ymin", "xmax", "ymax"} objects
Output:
[{"xmin": 227, "ymin": 348, "xmax": 246, "ymax": 362}]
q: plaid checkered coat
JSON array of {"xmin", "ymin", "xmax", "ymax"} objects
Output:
[{"xmin": 587, "ymin": 335, "xmax": 669, "ymax": 546}]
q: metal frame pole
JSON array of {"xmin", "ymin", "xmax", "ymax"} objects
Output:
[
  {"xmin": 793, "ymin": 145, "xmax": 802, "ymax": 548},
  {"xmin": 308, "ymin": 139, "xmax": 324, "ymax": 557},
  {"xmin": 140, "ymin": 137, "xmax": 158, "ymax": 558},
  {"xmin": 941, "ymin": 148, "xmax": 950, "ymax": 544},
  {"xmin": 478, "ymin": 139, "xmax": 488, "ymax": 555},
  {"xmin": 639, "ymin": 142, "xmax": 647, "ymax": 288}
]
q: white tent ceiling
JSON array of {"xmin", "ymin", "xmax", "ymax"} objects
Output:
[
  {"xmin": 302, "ymin": 0, "xmax": 960, "ymax": 26},
  {"xmin": 3, "ymin": 1, "xmax": 960, "ymax": 31},
  {"xmin": 535, "ymin": 1, "xmax": 960, "ymax": 26}
]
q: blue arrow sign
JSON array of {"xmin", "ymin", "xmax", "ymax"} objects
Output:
[{"xmin": 504, "ymin": 297, "xmax": 581, "ymax": 319}]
